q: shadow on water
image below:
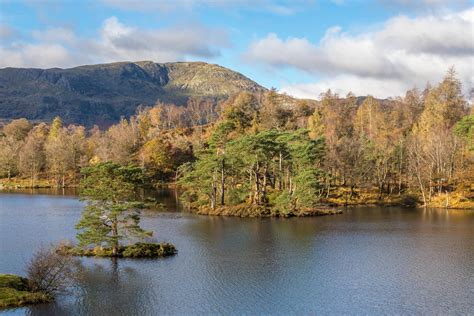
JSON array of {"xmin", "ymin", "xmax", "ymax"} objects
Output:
[{"xmin": 23, "ymin": 258, "xmax": 157, "ymax": 316}]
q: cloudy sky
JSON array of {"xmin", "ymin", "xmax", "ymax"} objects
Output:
[{"xmin": 0, "ymin": 0, "xmax": 473, "ymax": 99}]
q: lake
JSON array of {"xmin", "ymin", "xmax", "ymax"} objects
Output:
[{"xmin": 1, "ymin": 191, "xmax": 473, "ymax": 315}]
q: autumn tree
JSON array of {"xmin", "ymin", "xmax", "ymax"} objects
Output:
[
  {"xmin": 45, "ymin": 117, "xmax": 75, "ymax": 187},
  {"xmin": 106, "ymin": 118, "xmax": 142, "ymax": 165},
  {"xmin": 139, "ymin": 138, "xmax": 174, "ymax": 180},
  {"xmin": 3, "ymin": 118, "xmax": 32, "ymax": 141},
  {"xmin": 18, "ymin": 124, "xmax": 48, "ymax": 186},
  {"xmin": 0, "ymin": 135, "xmax": 22, "ymax": 180},
  {"xmin": 222, "ymin": 92, "xmax": 259, "ymax": 131}
]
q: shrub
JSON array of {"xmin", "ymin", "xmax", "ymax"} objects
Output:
[
  {"xmin": 26, "ymin": 246, "xmax": 75, "ymax": 297},
  {"xmin": 271, "ymin": 191, "xmax": 294, "ymax": 216},
  {"xmin": 226, "ymin": 186, "xmax": 248, "ymax": 205},
  {"xmin": 121, "ymin": 243, "xmax": 177, "ymax": 258},
  {"xmin": 401, "ymin": 193, "xmax": 419, "ymax": 208},
  {"xmin": 56, "ymin": 242, "xmax": 177, "ymax": 258}
]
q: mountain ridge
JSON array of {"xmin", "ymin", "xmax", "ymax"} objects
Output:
[{"xmin": 0, "ymin": 61, "xmax": 267, "ymax": 127}]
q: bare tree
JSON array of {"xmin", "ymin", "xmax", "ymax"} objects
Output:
[{"xmin": 27, "ymin": 246, "xmax": 76, "ymax": 297}]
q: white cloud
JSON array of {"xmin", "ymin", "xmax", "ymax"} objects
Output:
[
  {"xmin": 0, "ymin": 17, "xmax": 228, "ymax": 68},
  {"xmin": 0, "ymin": 24, "xmax": 17, "ymax": 39},
  {"xmin": 281, "ymin": 76, "xmax": 417, "ymax": 99},
  {"xmin": 0, "ymin": 43, "xmax": 73, "ymax": 69},
  {"xmin": 31, "ymin": 27, "xmax": 76, "ymax": 44},
  {"xmin": 378, "ymin": 0, "xmax": 470, "ymax": 12},
  {"xmin": 246, "ymin": 8, "xmax": 474, "ymax": 98},
  {"xmin": 90, "ymin": 17, "xmax": 227, "ymax": 62}
]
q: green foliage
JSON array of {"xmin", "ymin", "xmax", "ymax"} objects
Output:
[
  {"xmin": 293, "ymin": 169, "xmax": 323, "ymax": 208},
  {"xmin": 226, "ymin": 186, "xmax": 249, "ymax": 205},
  {"xmin": 223, "ymin": 92, "xmax": 259, "ymax": 130},
  {"xmin": 56, "ymin": 243, "xmax": 177, "ymax": 258},
  {"xmin": 455, "ymin": 115, "xmax": 474, "ymax": 150},
  {"xmin": 0, "ymin": 274, "xmax": 50, "ymax": 309},
  {"xmin": 180, "ymin": 126, "xmax": 326, "ymax": 213},
  {"xmin": 121, "ymin": 243, "xmax": 177, "ymax": 258},
  {"xmin": 0, "ymin": 275, "xmax": 28, "ymax": 290},
  {"xmin": 271, "ymin": 191, "xmax": 293, "ymax": 215},
  {"xmin": 76, "ymin": 162, "xmax": 152, "ymax": 253}
]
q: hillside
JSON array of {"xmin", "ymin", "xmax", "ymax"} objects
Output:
[{"xmin": 0, "ymin": 61, "xmax": 266, "ymax": 127}]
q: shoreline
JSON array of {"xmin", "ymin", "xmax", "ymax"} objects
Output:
[
  {"xmin": 1, "ymin": 179, "xmax": 473, "ymax": 211},
  {"xmin": 0, "ymin": 274, "xmax": 50, "ymax": 309},
  {"xmin": 56, "ymin": 242, "xmax": 177, "ymax": 258},
  {"xmin": 194, "ymin": 204, "xmax": 344, "ymax": 218}
]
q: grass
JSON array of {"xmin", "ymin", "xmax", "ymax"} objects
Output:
[
  {"xmin": 197, "ymin": 204, "xmax": 343, "ymax": 218},
  {"xmin": 323, "ymin": 186, "xmax": 474, "ymax": 209},
  {"xmin": 0, "ymin": 274, "xmax": 50, "ymax": 309},
  {"xmin": 57, "ymin": 242, "xmax": 177, "ymax": 258},
  {"xmin": 428, "ymin": 191, "xmax": 474, "ymax": 209},
  {"xmin": 0, "ymin": 177, "xmax": 56, "ymax": 189}
]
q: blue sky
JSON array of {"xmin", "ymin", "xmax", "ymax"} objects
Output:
[{"xmin": 1, "ymin": 0, "xmax": 473, "ymax": 98}]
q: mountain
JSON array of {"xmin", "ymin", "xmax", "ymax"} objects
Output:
[{"xmin": 0, "ymin": 61, "xmax": 266, "ymax": 127}]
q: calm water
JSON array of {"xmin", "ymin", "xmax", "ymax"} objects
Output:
[{"xmin": 0, "ymin": 191, "xmax": 473, "ymax": 315}]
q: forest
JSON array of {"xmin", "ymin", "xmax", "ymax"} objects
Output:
[{"xmin": 0, "ymin": 68, "xmax": 473, "ymax": 213}]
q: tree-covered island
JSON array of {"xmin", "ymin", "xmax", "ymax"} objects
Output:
[{"xmin": 59, "ymin": 162, "xmax": 176, "ymax": 258}]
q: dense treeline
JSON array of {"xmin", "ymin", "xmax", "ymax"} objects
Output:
[
  {"xmin": 179, "ymin": 68, "xmax": 473, "ymax": 211},
  {"xmin": 0, "ymin": 68, "xmax": 473, "ymax": 210},
  {"xmin": 0, "ymin": 97, "xmax": 218, "ymax": 187}
]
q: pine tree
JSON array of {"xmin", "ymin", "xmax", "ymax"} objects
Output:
[{"xmin": 76, "ymin": 162, "xmax": 151, "ymax": 256}]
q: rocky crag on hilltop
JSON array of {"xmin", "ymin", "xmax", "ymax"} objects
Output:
[{"xmin": 0, "ymin": 61, "xmax": 266, "ymax": 127}]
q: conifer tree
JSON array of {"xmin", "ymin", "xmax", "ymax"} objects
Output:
[{"xmin": 76, "ymin": 162, "xmax": 151, "ymax": 256}]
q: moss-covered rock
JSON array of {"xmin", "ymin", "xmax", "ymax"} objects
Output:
[
  {"xmin": 0, "ymin": 274, "xmax": 51, "ymax": 309},
  {"xmin": 121, "ymin": 243, "xmax": 177, "ymax": 258},
  {"xmin": 57, "ymin": 242, "xmax": 177, "ymax": 258}
]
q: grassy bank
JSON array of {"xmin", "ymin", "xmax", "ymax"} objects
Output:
[
  {"xmin": 0, "ymin": 177, "xmax": 59, "ymax": 189},
  {"xmin": 195, "ymin": 204, "xmax": 343, "ymax": 218},
  {"xmin": 2, "ymin": 177, "xmax": 472, "ymax": 210},
  {"xmin": 322, "ymin": 187, "xmax": 474, "ymax": 209},
  {"xmin": 57, "ymin": 242, "xmax": 177, "ymax": 258},
  {"xmin": 0, "ymin": 274, "xmax": 50, "ymax": 309}
]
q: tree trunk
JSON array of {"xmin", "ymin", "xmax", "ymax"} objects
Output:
[
  {"xmin": 278, "ymin": 152, "xmax": 283, "ymax": 191},
  {"xmin": 326, "ymin": 179, "xmax": 331, "ymax": 198},
  {"xmin": 445, "ymin": 190, "xmax": 449, "ymax": 209},
  {"xmin": 416, "ymin": 169, "xmax": 427, "ymax": 207},
  {"xmin": 211, "ymin": 171, "xmax": 217, "ymax": 210},
  {"xmin": 111, "ymin": 219, "xmax": 119, "ymax": 256},
  {"xmin": 398, "ymin": 139, "xmax": 403, "ymax": 195},
  {"xmin": 262, "ymin": 164, "xmax": 268, "ymax": 204},
  {"xmin": 254, "ymin": 161, "xmax": 260, "ymax": 205},
  {"xmin": 249, "ymin": 168, "xmax": 253, "ymax": 204},
  {"xmin": 220, "ymin": 159, "xmax": 225, "ymax": 205}
]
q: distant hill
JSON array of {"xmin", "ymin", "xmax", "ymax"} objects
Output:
[{"xmin": 0, "ymin": 61, "xmax": 266, "ymax": 127}]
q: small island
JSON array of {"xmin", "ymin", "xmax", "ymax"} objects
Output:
[
  {"xmin": 57, "ymin": 242, "xmax": 176, "ymax": 258},
  {"xmin": 0, "ymin": 274, "xmax": 50, "ymax": 309},
  {"xmin": 70, "ymin": 162, "xmax": 177, "ymax": 258}
]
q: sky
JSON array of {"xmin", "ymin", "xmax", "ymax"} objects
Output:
[{"xmin": 0, "ymin": 0, "xmax": 473, "ymax": 99}]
